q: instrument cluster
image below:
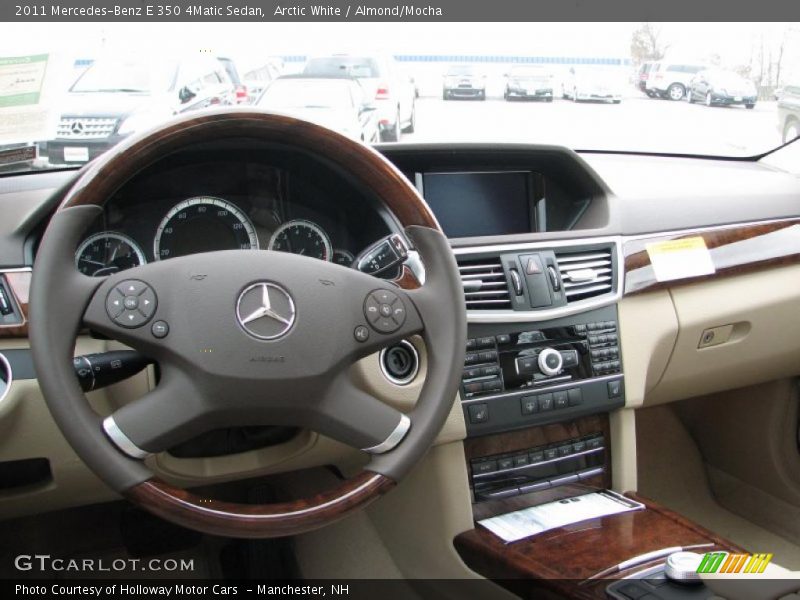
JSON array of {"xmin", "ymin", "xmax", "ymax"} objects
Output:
[{"xmin": 74, "ymin": 161, "xmax": 403, "ymax": 279}]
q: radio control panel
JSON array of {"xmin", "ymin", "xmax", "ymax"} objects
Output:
[{"xmin": 461, "ymin": 306, "xmax": 624, "ymax": 436}]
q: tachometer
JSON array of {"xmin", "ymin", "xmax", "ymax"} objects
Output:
[
  {"xmin": 75, "ymin": 232, "xmax": 146, "ymax": 277},
  {"xmin": 268, "ymin": 219, "xmax": 332, "ymax": 261},
  {"xmin": 154, "ymin": 196, "xmax": 258, "ymax": 261}
]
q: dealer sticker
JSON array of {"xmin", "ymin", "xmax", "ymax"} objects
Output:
[{"xmin": 645, "ymin": 236, "xmax": 716, "ymax": 282}]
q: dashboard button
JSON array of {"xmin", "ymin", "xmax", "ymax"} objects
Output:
[
  {"xmin": 568, "ymin": 388, "xmax": 583, "ymax": 406},
  {"xmin": 558, "ymin": 444, "xmax": 573, "ymax": 457},
  {"xmin": 572, "ymin": 440, "xmax": 586, "ymax": 453},
  {"xmin": 497, "ymin": 457, "xmax": 514, "ymax": 470},
  {"xmin": 513, "ymin": 454, "xmax": 530, "ymax": 467},
  {"xmin": 463, "ymin": 367, "xmax": 481, "ymax": 379},
  {"xmin": 586, "ymin": 437, "xmax": 603, "ymax": 450},
  {"xmin": 529, "ymin": 450, "xmax": 544, "ymax": 463},
  {"xmin": 463, "ymin": 381, "xmax": 483, "ymax": 395},
  {"xmin": 543, "ymin": 448, "xmax": 558, "ymax": 460},
  {"xmin": 538, "ymin": 393, "xmax": 554, "ymax": 411},
  {"xmin": 521, "ymin": 396, "xmax": 539, "ymax": 415},
  {"xmin": 466, "ymin": 338, "xmax": 477, "ymax": 350},
  {"xmin": 106, "ymin": 289, "xmax": 124, "ymax": 318},
  {"xmin": 516, "ymin": 356, "xmax": 537, "ymax": 374},
  {"xmin": 479, "ymin": 350, "xmax": 497, "ymax": 362},
  {"xmin": 472, "ymin": 460, "xmax": 497, "ymax": 475},
  {"xmin": 482, "ymin": 378, "xmax": 503, "ymax": 393},
  {"xmin": 465, "ymin": 353, "xmax": 480, "ymax": 365},
  {"xmin": 561, "ymin": 349, "xmax": 579, "ymax": 368},
  {"xmin": 481, "ymin": 365, "xmax": 500, "ymax": 376},
  {"xmin": 608, "ymin": 380, "xmax": 622, "ymax": 398},
  {"xmin": 495, "ymin": 334, "xmax": 511, "ymax": 345},
  {"xmin": 478, "ymin": 336, "xmax": 495, "ymax": 348},
  {"xmin": 467, "ymin": 403, "xmax": 489, "ymax": 424},
  {"xmin": 354, "ymin": 325, "xmax": 370, "ymax": 342},
  {"xmin": 554, "ymin": 391, "xmax": 569, "ymax": 408}
]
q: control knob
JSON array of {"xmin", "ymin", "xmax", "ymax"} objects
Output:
[{"xmin": 537, "ymin": 348, "xmax": 563, "ymax": 376}]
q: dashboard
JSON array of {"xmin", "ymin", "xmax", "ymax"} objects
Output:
[{"xmin": 2, "ymin": 139, "xmax": 800, "ymax": 521}]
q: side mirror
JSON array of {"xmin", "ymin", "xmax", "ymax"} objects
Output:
[{"xmin": 178, "ymin": 86, "xmax": 196, "ymax": 104}]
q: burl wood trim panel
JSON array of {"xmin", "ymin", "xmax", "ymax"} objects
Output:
[
  {"xmin": 624, "ymin": 219, "xmax": 800, "ymax": 296},
  {"xmin": 0, "ymin": 271, "xmax": 31, "ymax": 338},
  {"xmin": 454, "ymin": 493, "xmax": 745, "ymax": 600}
]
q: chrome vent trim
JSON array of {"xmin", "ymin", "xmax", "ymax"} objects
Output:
[
  {"xmin": 452, "ymin": 236, "xmax": 622, "ymax": 323},
  {"xmin": 457, "ymin": 256, "xmax": 511, "ymax": 310},
  {"xmin": 556, "ymin": 247, "xmax": 614, "ymax": 301}
]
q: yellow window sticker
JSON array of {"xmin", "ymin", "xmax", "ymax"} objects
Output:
[{"xmin": 645, "ymin": 236, "xmax": 716, "ymax": 283}]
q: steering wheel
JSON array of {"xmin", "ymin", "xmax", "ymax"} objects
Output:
[{"xmin": 29, "ymin": 110, "xmax": 466, "ymax": 538}]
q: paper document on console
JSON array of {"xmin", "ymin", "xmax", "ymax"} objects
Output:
[{"xmin": 478, "ymin": 490, "xmax": 644, "ymax": 543}]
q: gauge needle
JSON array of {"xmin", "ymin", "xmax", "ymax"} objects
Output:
[
  {"xmin": 79, "ymin": 257, "xmax": 106, "ymax": 266},
  {"xmin": 109, "ymin": 244, "xmax": 119, "ymax": 263}
]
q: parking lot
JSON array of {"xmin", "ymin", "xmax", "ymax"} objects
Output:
[{"xmin": 402, "ymin": 93, "xmax": 782, "ymax": 156}]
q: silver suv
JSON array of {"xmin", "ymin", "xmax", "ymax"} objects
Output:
[
  {"xmin": 303, "ymin": 54, "xmax": 416, "ymax": 142},
  {"xmin": 646, "ymin": 61, "xmax": 707, "ymax": 101}
]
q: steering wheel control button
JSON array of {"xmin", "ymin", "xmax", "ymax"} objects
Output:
[
  {"xmin": 106, "ymin": 289, "xmax": 124, "ymax": 318},
  {"xmin": 106, "ymin": 280, "xmax": 157, "ymax": 328},
  {"xmin": 354, "ymin": 325, "xmax": 370, "ymax": 342},
  {"xmin": 151, "ymin": 320, "xmax": 169, "ymax": 339},
  {"xmin": 364, "ymin": 289, "xmax": 406, "ymax": 333}
]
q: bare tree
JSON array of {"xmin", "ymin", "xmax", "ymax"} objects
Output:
[{"xmin": 630, "ymin": 23, "xmax": 670, "ymax": 65}]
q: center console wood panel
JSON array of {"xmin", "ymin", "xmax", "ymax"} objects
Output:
[{"xmin": 454, "ymin": 493, "xmax": 745, "ymax": 600}]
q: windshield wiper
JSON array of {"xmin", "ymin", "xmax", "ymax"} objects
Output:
[{"xmin": 77, "ymin": 88, "xmax": 148, "ymax": 93}]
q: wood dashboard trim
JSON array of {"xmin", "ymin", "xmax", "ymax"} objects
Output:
[
  {"xmin": 0, "ymin": 269, "xmax": 31, "ymax": 338},
  {"xmin": 624, "ymin": 218, "xmax": 800, "ymax": 296}
]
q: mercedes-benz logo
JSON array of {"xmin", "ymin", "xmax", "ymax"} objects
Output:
[
  {"xmin": 71, "ymin": 121, "xmax": 84, "ymax": 134},
  {"xmin": 236, "ymin": 282, "xmax": 296, "ymax": 340}
]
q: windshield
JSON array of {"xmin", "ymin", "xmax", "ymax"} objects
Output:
[
  {"xmin": 0, "ymin": 22, "xmax": 798, "ymax": 175},
  {"xmin": 259, "ymin": 79, "xmax": 353, "ymax": 109},
  {"xmin": 70, "ymin": 60, "xmax": 177, "ymax": 94}
]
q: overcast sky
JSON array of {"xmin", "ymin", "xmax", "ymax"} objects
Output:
[{"xmin": 2, "ymin": 22, "xmax": 796, "ymax": 64}]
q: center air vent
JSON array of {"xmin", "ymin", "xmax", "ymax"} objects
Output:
[
  {"xmin": 555, "ymin": 247, "xmax": 614, "ymax": 302},
  {"xmin": 457, "ymin": 256, "xmax": 511, "ymax": 310}
]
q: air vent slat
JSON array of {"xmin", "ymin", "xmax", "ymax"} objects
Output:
[
  {"xmin": 457, "ymin": 256, "xmax": 511, "ymax": 310},
  {"xmin": 555, "ymin": 247, "xmax": 615, "ymax": 303}
]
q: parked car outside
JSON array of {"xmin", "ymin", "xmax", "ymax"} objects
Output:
[
  {"xmin": 503, "ymin": 65, "xmax": 554, "ymax": 102},
  {"xmin": 217, "ymin": 56, "xmax": 250, "ymax": 104},
  {"xmin": 687, "ymin": 69, "xmax": 758, "ymax": 108},
  {"xmin": 44, "ymin": 54, "xmax": 236, "ymax": 166},
  {"xmin": 302, "ymin": 54, "xmax": 415, "ymax": 142},
  {"xmin": 637, "ymin": 61, "xmax": 657, "ymax": 96},
  {"xmin": 442, "ymin": 64, "xmax": 486, "ymax": 100},
  {"xmin": 646, "ymin": 61, "xmax": 707, "ymax": 101},
  {"xmin": 239, "ymin": 58, "xmax": 282, "ymax": 104},
  {"xmin": 256, "ymin": 75, "xmax": 379, "ymax": 143},
  {"xmin": 777, "ymin": 83, "xmax": 800, "ymax": 143},
  {"xmin": 562, "ymin": 66, "xmax": 624, "ymax": 103}
]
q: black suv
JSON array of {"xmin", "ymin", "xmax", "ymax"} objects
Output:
[{"xmin": 44, "ymin": 55, "xmax": 235, "ymax": 166}]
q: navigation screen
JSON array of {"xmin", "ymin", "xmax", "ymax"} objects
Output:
[{"xmin": 422, "ymin": 171, "xmax": 531, "ymax": 238}]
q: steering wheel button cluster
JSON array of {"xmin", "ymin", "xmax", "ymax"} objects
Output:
[
  {"xmin": 106, "ymin": 279, "xmax": 157, "ymax": 328},
  {"xmin": 364, "ymin": 289, "xmax": 406, "ymax": 333}
]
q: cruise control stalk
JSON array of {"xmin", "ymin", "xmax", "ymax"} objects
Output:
[{"xmin": 73, "ymin": 350, "xmax": 153, "ymax": 392}]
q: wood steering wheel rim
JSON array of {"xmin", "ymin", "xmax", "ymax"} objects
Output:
[{"xmin": 30, "ymin": 109, "xmax": 466, "ymax": 539}]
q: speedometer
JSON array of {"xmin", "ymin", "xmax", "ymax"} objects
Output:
[
  {"xmin": 268, "ymin": 220, "xmax": 332, "ymax": 261},
  {"xmin": 154, "ymin": 196, "xmax": 258, "ymax": 261}
]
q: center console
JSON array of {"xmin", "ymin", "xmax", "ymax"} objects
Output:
[{"xmin": 448, "ymin": 241, "xmax": 744, "ymax": 598}]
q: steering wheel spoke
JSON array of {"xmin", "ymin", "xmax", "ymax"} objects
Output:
[
  {"xmin": 315, "ymin": 373, "xmax": 410, "ymax": 453},
  {"xmin": 102, "ymin": 364, "xmax": 213, "ymax": 457}
]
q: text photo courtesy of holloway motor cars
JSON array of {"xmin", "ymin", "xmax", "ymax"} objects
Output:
[{"xmin": 2, "ymin": 3, "xmax": 800, "ymax": 599}]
